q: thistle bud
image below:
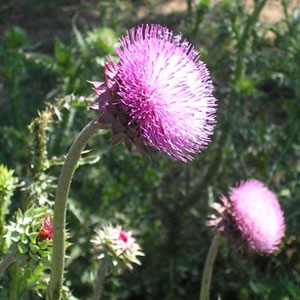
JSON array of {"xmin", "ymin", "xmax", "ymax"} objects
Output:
[{"xmin": 91, "ymin": 224, "xmax": 144, "ymax": 270}]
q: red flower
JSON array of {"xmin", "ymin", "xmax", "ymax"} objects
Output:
[{"xmin": 38, "ymin": 216, "xmax": 53, "ymax": 241}]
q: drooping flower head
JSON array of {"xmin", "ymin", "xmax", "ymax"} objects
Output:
[
  {"xmin": 91, "ymin": 224, "xmax": 144, "ymax": 270},
  {"xmin": 91, "ymin": 24, "xmax": 217, "ymax": 162},
  {"xmin": 208, "ymin": 179, "xmax": 285, "ymax": 254}
]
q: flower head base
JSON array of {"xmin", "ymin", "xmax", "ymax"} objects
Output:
[
  {"xmin": 91, "ymin": 24, "xmax": 217, "ymax": 162},
  {"xmin": 208, "ymin": 179, "xmax": 285, "ymax": 254},
  {"xmin": 91, "ymin": 224, "xmax": 144, "ymax": 270}
]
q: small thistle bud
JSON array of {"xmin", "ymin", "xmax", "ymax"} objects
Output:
[
  {"xmin": 91, "ymin": 24, "xmax": 217, "ymax": 162},
  {"xmin": 5, "ymin": 207, "xmax": 53, "ymax": 267},
  {"xmin": 208, "ymin": 179, "xmax": 285, "ymax": 254},
  {"xmin": 38, "ymin": 216, "xmax": 53, "ymax": 241},
  {"xmin": 91, "ymin": 224, "xmax": 144, "ymax": 270}
]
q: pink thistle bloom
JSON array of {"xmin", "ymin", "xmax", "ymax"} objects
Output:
[
  {"xmin": 91, "ymin": 24, "xmax": 217, "ymax": 162},
  {"xmin": 38, "ymin": 216, "xmax": 53, "ymax": 241},
  {"xmin": 110, "ymin": 226, "xmax": 134, "ymax": 252},
  {"xmin": 209, "ymin": 179, "xmax": 285, "ymax": 254},
  {"xmin": 118, "ymin": 229, "xmax": 133, "ymax": 250}
]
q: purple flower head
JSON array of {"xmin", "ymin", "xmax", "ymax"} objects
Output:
[
  {"xmin": 91, "ymin": 24, "xmax": 217, "ymax": 162},
  {"xmin": 208, "ymin": 179, "xmax": 285, "ymax": 254}
]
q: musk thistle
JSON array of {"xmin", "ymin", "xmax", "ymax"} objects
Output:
[
  {"xmin": 91, "ymin": 24, "xmax": 217, "ymax": 162},
  {"xmin": 208, "ymin": 179, "xmax": 285, "ymax": 254}
]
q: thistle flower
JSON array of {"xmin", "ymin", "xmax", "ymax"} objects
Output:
[
  {"xmin": 91, "ymin": 24, "xmax": 217, "ymax": 162},
  {"xmin": 208, "ymin": 179, "xmax": 285, "ymax": 254},
  {"xmin": 91, "ymin": 224, "xmax": 144, "ymax": 270},
  {"xmin": 38, "ymin": 216, "xmax": 53, "ymax": 241}
]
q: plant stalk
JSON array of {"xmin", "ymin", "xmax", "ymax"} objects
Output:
[
  {"xmin": 267, "ymin": 120, "xmax": 299, "ymax": 184},
  {"xmin": 235, "ymin": 0, "xmax": 267, "ymax": 80},
  {"xmin": 0, "ymin": 250, "xmax": 16, "ymax": 275},
  {"xmin": 9, "ymin": 261, "xmax": 19, "ymax": 300},
  {"xmin": 200, "ymin": 233, "xmax": 221, "ymax": 300},
  {"xmin": 92, "ymin": 261, "xmax": 108, "ymax": 300},
  {"xmin": 48, "ymin": 119, "xmax": 101, "ymax": 300}
]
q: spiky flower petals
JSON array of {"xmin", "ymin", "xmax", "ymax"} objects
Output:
[
  {"xmin": 91, "ymin": 224, "xmax": 144, "ymax": 270},
  {"xmin": 208, "ymin": 179, "xmax": 285, "ymax": 254},
  {"xmin": 92, "ymin": 24, "xmax": 217, "ymax": 162}
]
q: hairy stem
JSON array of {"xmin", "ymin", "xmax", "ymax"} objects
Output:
[
  {"xmin": 48, "ymin": 119, "xmax": 101, "ymax": 300},
  {"xmin": 0, "ymin": 250, "xmax": 16, "ymax": 276},
  {"xmin": 200, "ymin": 233, "xmax": 221, "ymax": 300},
  {"xmin": 92, "ymin": 261, "xmax": 108, "ymax": 300}
]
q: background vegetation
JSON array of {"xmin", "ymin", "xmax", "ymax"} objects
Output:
[{"xmin": 0, "ymin": 0, "xmax": 299, "ymax": 299}]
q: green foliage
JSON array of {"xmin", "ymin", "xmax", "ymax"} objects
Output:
[
  {"xmin": 0, "ymin": 27, "xmax": 56, "ymax": 130},
  {"xmin": 86, "ymin": 27, "xmax": 118, "ymax": 55},
  {"xmin": 5, "ymin": 206, "xmax": 52, "ymax": 267},
  {"xmin": 0, "ymin": 165, "xmax": 18, "ymax": 238},
  {"xmin": 1, "ymin": 207, "xmax": 53, "ymax": 298},
  {"xmin": 24, "ymin": 102, "xmax": 59, "ymax": 209},
  {"xmin": 3, "ymin": 27, "xmax": 29, "ymax": 49}
]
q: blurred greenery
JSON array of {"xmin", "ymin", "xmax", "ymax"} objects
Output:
[{"xmin": 0, "ymin": 0, "xmax": 299, "ymax": 299}]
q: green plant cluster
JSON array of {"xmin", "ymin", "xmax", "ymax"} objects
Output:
[
  {"xmin": 0, "ymin": 165, "xmax": 18, "ymax": 238},
  {"xmin": 5, "ymin": 207, "xmax": 52, "ymax": 268}
]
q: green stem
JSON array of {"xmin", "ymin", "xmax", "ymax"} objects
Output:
[
  {"xmin": 187, "ymin": 0, "xmax": 192, "ymax": 15},
  {"xmin": 235, "ymin": 0, "xmax": 267, "ymax": 80},
  {"xmin": 48, "ymin": 119, "xmax": 101, "ymax": 300},
  {"xmin": 92, "ymin": 261, "xmax": 108, "ymax": 300},
  {"xmin": 0, "ymin": 250, "xmax": 16, "ymax": 276},
  {"xmin": 200, "ymin": 233, "xmax": 221, "ymax": 300},
  {"xmin": 9, "ymin": 262, "xmax": 19, "ymax": 300},
  {"xmin": 267, "ymin": 120, "xmax": 299, "ymax": 184}
]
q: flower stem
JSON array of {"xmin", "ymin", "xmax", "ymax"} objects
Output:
[
  {"xmin": 48, "ymin": 119, "xmax": 101, "ymax": 300},
  {"xmin": 92, "ymin": 261, "xmax": 108, "ymax": 300},
  {"xmin": 0, "ymin": 250, "xmax": 16, "ymax": 276},
  {"xmin": 235, "ymin": 0, "xmax": 267, "ymax": 80},
  {"xmin": 200, "ymin": 233, "xmax": 221, "ymax": 300},
  {"xmin": 267, "ymin": 120, "xmax": 299, "ymax": 184},
  {"xmin": 9, "ymin": 261, "xmax": 19, "ymax": 300}
]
